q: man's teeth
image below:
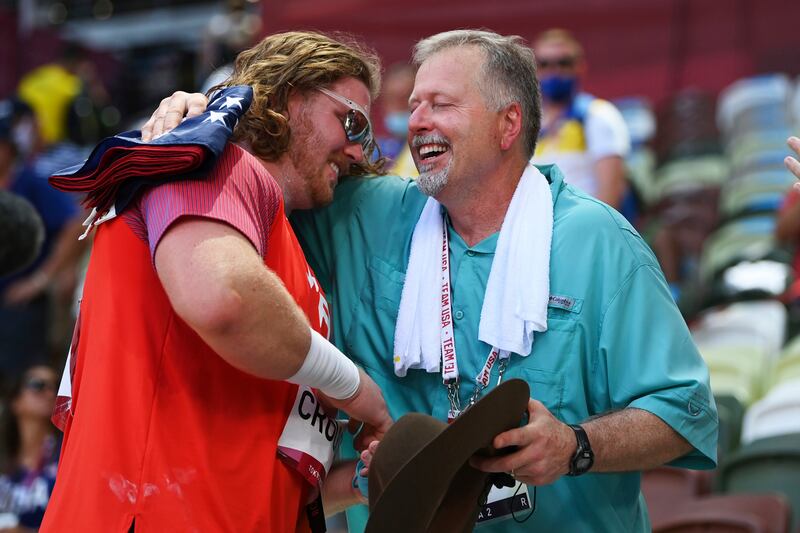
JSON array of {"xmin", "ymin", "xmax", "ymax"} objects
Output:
[
  {"xmin": 419, "ymin": 144, "xmax": 448, "ymax": 158},
  {"xmin": 329, "ymin": 162, "xmax": 340, "ymax": 176}
]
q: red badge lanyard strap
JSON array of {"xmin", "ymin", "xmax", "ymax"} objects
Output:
[{"xmin": 439, "ymin": 216, "xmax": 510, "ymax": 419}]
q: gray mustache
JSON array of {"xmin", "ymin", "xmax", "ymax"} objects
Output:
[{"xmin": 411, "ymin": 134, "xmax": 450, "ymax": 148}]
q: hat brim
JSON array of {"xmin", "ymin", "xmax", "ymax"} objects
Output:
[{"xmin": 366, "ymin": 378, "xmax": 530, "ymax": 533}]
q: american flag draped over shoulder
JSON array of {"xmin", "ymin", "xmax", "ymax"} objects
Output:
[
  {"xmin": 49, "ymin": 85, "xmax": 252, "ymax": 235},
  {"xmin": 50, "ymin": 86, "xmax": 251, "ymax": 431}
]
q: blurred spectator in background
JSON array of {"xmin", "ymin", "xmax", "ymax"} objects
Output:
[
  {"xmin": 17, "ymin": 45, "xmax": 83, "ymax": 147},
  {"xmin": 18, "ymin": 43, "xmax": 109, "ymax": 170},
  {"xmin": 198, "ymin": 0, "xmax": 260, "ymax": 93},
  {"xmin": 0, "ymin": 191, "xmax": 44, "ymax": 279},
  {"xmin": 0, "ymin": 364, "xmax": 59, "ymax": 532},
  {"xmin": 531, "ymin": 29, "xmax": 631, "ymax": 210},
  {"xmin": 0, "ymin": 99, "xmax": 84, "ymax": 387},
  {"xmin": 776, "ymin": 136, "xmax": 800, "ymax": 302},
  {"xmin": 376, "ymin": 63, "xmax": 417, "ymax": 177}
]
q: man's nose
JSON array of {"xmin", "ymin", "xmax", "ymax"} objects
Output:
[
  {"xmin": 343, "ymin": 141, "xmax": 365, "ymax": 163},
  {"xmin": 408, "ymin": 103, "xmax": 432, "ymax": 134}
]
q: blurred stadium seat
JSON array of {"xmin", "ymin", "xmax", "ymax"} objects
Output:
[
  {"xmin": 652, "ymin": 493, "xmax": 792, "ymax": 533},
  {"xmin": 717, "ymin": 433, "xmax": 800, "ymax": 531},
  {"xmin": 643, "ymin": 466, "xmax": 713, "ymax": 526},
  {"xmin": 741, "ymin": 380, "xmax": 800, "ymax": 444}
]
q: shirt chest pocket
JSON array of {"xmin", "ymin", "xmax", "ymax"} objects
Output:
[
  {"xmin": 367, "ymin": 257, "xmax": 405, "ymax": 314},
  {"xmin": 545, "ymin": 294, "xmax": 583, "ymax": 333},
  {"xmin": 503, "ymin": 295, "xmax": 584, "ymax": 419},
  {"xmin": 344, "ymin": 256, "xmax": 404, "ymax": 356}
]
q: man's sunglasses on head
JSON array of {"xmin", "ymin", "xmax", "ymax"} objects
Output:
[{"xmin": 317, "ymin": 87, "xmax": 374, "ymax": 155}]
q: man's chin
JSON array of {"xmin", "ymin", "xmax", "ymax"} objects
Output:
[
  {"xmin": 310, "ymin": 186, "xmax": 335, "ymax": 208},
  {"xmin": 416, "ymin": 173, "xmax": 447, "ymax": 197}
]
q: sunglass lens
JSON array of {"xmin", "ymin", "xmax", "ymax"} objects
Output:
[
  {"xmin": 538, "ymin": 57, "xmax": 575, "ymax": 69},
  {"xmin": 344, "ymin": 110, "xmax": 368, "ymax": 140},
  {"xmin": 344, "ymin": 110, "xmax": 373, "ymax": 152}
]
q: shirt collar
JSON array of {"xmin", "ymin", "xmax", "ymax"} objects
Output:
[{"xmin": 439, "ymin": 162, "xmax": 564, "ymax": 255}]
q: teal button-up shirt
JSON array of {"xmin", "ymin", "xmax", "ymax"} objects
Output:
[{"xmin": 291, "ymin": 165, "xmax": 717, "ymax": 532}]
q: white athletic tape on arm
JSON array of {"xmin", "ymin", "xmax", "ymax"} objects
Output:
[{"xmin": 287, "ymin": 329, "xmax": 361, "ymax": 400}]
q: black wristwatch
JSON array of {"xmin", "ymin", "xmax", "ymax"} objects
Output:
[{"xmin": 566, "ymin": 424, "xmax": 594, "ymax": 476}]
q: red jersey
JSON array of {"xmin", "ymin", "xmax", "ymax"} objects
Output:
[{"xmin": 42, "ymin": 144, "xmax": 330, "ymax": 532}]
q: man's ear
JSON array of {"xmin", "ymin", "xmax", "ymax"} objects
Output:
[{"xmin": 499, "ymin": 101, "xmax": 523, "ymax": 152}]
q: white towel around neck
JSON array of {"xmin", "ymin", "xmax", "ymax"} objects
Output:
[{"xmin": 393, "ymin": 163, "xmax": 553, "ymax": 377}]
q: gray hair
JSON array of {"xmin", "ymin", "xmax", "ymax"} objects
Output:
[{"xmin": 413, "ymin": 29, "xmax": 541, "ymax": 159}]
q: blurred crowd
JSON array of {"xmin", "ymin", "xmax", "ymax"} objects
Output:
[{"xmin": 1, "ymin": 8, "xmax": 800, "ymax": 532}]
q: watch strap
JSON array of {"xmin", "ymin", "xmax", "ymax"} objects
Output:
[{"xmin": 567, "ymin": 423, "xmax": 593, "ymax": 476}]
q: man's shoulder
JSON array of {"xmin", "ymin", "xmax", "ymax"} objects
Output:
[
  {"xmin": 330, "ymin": 174, "xmax": 425, "ymax": 214},
  {"xmin": 553, "ymin": 183, "xmax": 656, "ymax": 266},
  {"xmin": 336, "ymin": 174, "xmax": 420, "ymax": 198},
  {"xmin": 207, "ymin": 143, "xmax": 280, "ymax": 192},
  {"xmin": 583, "ymin": 98, "xmax": 627, "ymax": 130}
]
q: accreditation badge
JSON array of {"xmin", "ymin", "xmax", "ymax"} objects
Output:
[
  {"xmin": 277, "ymin": 386, "xmax": 346, "ymax": 490},
  {"xmin": 475, "ymin": 481, "xmax": 532, "ymax": 525}
]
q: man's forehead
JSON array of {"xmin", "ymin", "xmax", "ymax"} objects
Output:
[{"xmin": 411, "ymin": 47, "xmax": 482, "ymax": 96}]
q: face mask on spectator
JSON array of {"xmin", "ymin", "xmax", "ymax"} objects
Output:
[
  {"xmin": 384, "ymin": 111, "xmax": 410, "ymax": 138},
  {"xmin": 540, "ymin": 75, "xmax": 578, "ymax": 103},
  {"xmin": 12, "ymin": 118, "xmax": 35, "ymax": 158}
]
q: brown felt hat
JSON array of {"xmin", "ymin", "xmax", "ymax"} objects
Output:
[{"xmin": 366, "ymin": 379, "xmax": 530, "ymax": 533}]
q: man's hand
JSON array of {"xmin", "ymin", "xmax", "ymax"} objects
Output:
[
  {"xmin": 321, "ymin": 368, "xmax": 392, "ymax": 451},
  {"xmin": 787, "ymin": 136, "xmax": 800, "ymax": 187},
  {"xmin": 141, "ymin": 91, "xmax": 209, "ymax": 141},
  {"xmin": 321, "ymin": 440, "xmax": 378, "ymax": 515},
  {"xmin": 358, "ymin": 439, "xmax": 379, "ymax": 477},
  {"xmin": 470, "ymin": 399, "xmax": 575, "ymax": 486}
]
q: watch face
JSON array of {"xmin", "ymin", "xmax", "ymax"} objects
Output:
[{"xmin": 576, "ymin": 456, "xmax": 593, "ymax": 471}]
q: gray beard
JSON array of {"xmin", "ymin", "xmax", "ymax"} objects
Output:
[{"xmin": 416, "ymin": 157, "xmax": 452, "ymax": 197}]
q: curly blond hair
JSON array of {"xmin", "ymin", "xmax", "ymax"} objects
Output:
[{"xmin": 212, "ymin": 31, "xmax": 385, "ymax": 175}]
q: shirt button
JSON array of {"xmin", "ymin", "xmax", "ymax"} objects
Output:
[
  {"xmin": 455, "ymin": 310, "xmax": 464, "ymax": 320},
  {"xmin": 466, "ymin": 250, "xmax": 476, "ymax": 257}
]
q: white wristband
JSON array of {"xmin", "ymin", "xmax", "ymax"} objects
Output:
[{"xmin": 287, "ymin": 329, "xmax": 361, "ymax": 400}]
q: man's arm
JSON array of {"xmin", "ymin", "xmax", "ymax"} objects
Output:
[
  {"xmin": 593, "ymin": 155, "xmax": 628, "ymax": 209},
  {"xmin": 475, "ymin": 260, "xmax": 716, "ymax": 483},
  {"xmin": 322, "ymin": 440, "xmax": 377, "ymax": 514},
  {"xmin": 156, "ymin": 217, "xmax": 311, "ymax": 379},
  {"xmin": 322, "ymin": 460, "xmax": 365, "ymax": 516},
  {"xmin": 155, "ymin": 217, "xmax": 392, "ymax": 443},
  {"xmin": 583, "ymin": 408, "xmax": 693, "ymax": 471},
  {"xmin": 586, "ymin": 100, "xmax": 631, "ymax": 210},
  {"xmin": 3, "ymin": 215, "xmax": 86, "ymax": 305},
  {"xmin": 471, "ymin": 400, "xmax": 691, "ymax": 485}
]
